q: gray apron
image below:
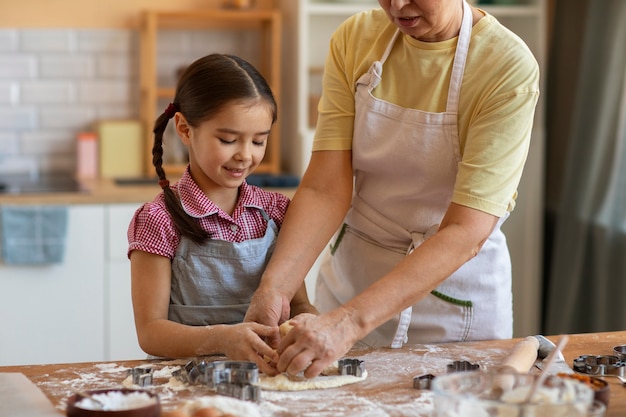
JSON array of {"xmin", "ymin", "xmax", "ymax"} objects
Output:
[
  {"xmin": 169, "ymin": 210, "xmax": 278, "ymax": 326},
  {"xmin": 316, "ymin": 0, "xmax": 513, "ymax": 348}
]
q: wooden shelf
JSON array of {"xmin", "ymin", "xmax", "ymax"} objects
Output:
[{"xmin": 139, "ymin": 8, "xmax": 283, "ymax": 177}]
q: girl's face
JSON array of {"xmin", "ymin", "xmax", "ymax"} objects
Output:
[
  {"xmin": 378, "ymin": 0, "xmax": 463, "ymax": 41},
  {"xmin": 176, "ymin": 99, "xmax": 273, "ymax": 193}
]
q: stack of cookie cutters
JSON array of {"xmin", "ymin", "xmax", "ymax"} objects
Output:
[
  {"xmin": 573, "ymin": 345, "xmax": 626, "ymax": 385},
  {"xmin": 173, "ymin": 360, "xmax": 261, "ymax": 401},
  {"xmin": 413, "ymin": 360, "xmax": 480, "ymax": 390}
]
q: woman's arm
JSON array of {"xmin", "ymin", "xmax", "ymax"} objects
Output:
[
  {"xmin": 276, "ymin": 203, "xmax": 500, "ymax": 377},
  {"xmin": 130, "ymin": 250, "xmax": 280, "ymax": 374},
  {"xmin": 290, "ymin": 283, "xmax": 319, "ymax": 317},
  {"xmin": 245, "ymin": 150, "xmax": 354, "ymax": 326}
]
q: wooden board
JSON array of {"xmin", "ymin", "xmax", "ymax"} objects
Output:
[{"xmin": 0, "ymin": 373, "xmax": 59, "ymax": 417}]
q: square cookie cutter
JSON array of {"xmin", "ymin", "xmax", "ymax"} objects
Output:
[
  {"xmin": 338, "ymin": 358, "xmax": 366, "ymax": 377},
  {"xmin": 413, "ymin": 360, "xmax": 480, "ymax": 390},
  {"xmin": 127, "ymin": 366, "xmax": 154, "ymax": 387}
]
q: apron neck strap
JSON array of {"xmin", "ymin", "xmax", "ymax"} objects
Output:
[{"xmin": 446, "ymin": 0, "xmax": 472, "ymax": 113}]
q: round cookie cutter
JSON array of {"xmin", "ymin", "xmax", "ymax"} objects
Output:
[{"xmin": 613, "ymin": 345, "xmax": 626, "ymax": 361}]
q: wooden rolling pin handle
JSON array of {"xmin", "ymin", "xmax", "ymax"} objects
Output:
[{"xmin": 498, "ymin": 336, "xmax": 540, "ymax": 374}]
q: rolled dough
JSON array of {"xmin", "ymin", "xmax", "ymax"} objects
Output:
[{"xmin": 257, "ymin": 363, "xmax": 368, "ymax": 391}]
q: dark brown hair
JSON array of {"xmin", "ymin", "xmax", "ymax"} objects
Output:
[{"xmin": 152, "ymin": 54, "xmax": 277, "ymax": 243}]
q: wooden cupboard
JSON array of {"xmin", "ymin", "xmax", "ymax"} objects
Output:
[{"xmin": 139, "ymin": 9, "xmax": 283, "ymax": 177}]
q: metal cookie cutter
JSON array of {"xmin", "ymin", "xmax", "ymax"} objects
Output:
[
  {"xmin": 127, "ymin": 366, "xmax": 153, "ymax": 387},
  {"xmin": 614, "ymin": 345, "xmax": 626, "ymax": 361},
  {"xmin": 573, "ymin": 355, "xmax": 626, "ymax": 384},
  {"xmin": 207, "ymin": 360, "xmax": 259, "ymax": 387},
  {"xmin": 446, "ymin": 360, "xmax": 480, "ymax": 373},
  {"xmin": 338, "ymin": 358, "xmax": 365, "ymax": 377},
  {"xmin": 172, "ymin": 360, "xmax": 209, "ymax": 384},
  {"xmin": 413, "ymin": 373, "xmax": 436, "ymax": 390},
  {"xmin": 216, "ymin": 382, "xmax": 261, "ymax": 402},
  {"xmin": 174, "ymin": 360, "xmax": 261, "ymax": 401}
]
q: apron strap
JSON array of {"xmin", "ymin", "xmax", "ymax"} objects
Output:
[
  {"xmin": 446, "ymin": 0, "xmax": 472, "ymax": 114},
  {"xmin": 391, "ymin": 307, "xmax": 413, "ymax": 348}
]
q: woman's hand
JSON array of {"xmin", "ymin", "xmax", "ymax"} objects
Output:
[
  {"xmin": 244, "ymin": 287, "xmax": 291, "ymax": 347},
  {"xmin": 276, "ymin": 307, "xmax": 361, "ymax": 378},
  {"xmin": 215, "ymin": 322, "xmax": 281, "ymax": 376}
]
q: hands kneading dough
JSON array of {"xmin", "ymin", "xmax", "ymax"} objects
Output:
[
  {"xmin": 279, "ymin": 320, "xmax": 295, "ymax": 338},
  {"xmin": 258, "ymin": 320, "xmax": 368, "ymax": 391}
]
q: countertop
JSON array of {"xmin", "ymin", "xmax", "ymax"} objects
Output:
[
  {"xmin": 0, "ymin": 178, "xmax": 296, "ymax": 205},
  {"xmin": 1, "ymin": 331, "xmax": 625, "ymax": 416}
]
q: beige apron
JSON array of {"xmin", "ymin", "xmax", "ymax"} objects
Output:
[{"xmin": 315, "ymin": 0, "xmax": 513, "ymax": 348}]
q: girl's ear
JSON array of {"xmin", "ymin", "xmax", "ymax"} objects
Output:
[{"xmin": 174, "ymin": 112, "xmax": 192, "ymax": 145}]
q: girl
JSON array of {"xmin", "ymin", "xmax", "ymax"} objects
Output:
[{"xmin": 127, "ymin": 54, "xmax": 315, "ymax": 374}]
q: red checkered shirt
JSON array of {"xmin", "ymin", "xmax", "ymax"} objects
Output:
[{"xmin": 127, "ymin": 170, "xmax": 290, "ymax": 259}]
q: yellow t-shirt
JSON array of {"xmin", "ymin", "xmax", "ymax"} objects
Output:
[{"xmin": 313, "ymin": 9, "xmax": 540, "ymax": 217}]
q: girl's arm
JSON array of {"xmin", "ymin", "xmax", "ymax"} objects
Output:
[{"xmin": 130, "ymin": 250, "xmax": 280, "ymax": 374}]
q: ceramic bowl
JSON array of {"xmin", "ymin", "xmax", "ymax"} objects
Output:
[{"xmin": 66, "ymin": 388, "xmax": 160, "ymax": 417}]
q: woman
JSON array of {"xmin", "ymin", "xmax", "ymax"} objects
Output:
[{"xmin": 246, "ymin": 0, "xmax": 540, "ymax": 377}]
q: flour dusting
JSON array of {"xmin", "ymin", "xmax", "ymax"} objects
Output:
[{"xmin": 26, "ymin": 342, "xmax": 512, "ymax": 417}]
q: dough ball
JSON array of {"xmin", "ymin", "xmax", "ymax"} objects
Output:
[{"xmin": 279, "ymin": 320, "xmax": 295, "ymax": 337}]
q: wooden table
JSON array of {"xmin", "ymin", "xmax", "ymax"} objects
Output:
[{"xmin": 1, "ymin": 331, "xmax": 624, "ymax": 416}]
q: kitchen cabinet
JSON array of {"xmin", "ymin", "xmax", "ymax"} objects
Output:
[
  {"xmin": 0, "ymin": 205, "xmax": 106, "ymax": 366},
  {"xmin": 0, "ymin": 203, "xmax": 146, "ymax": 366},
  {"xmin": 139, "ymin": 9, "xmax": 283, "ymax": 177},
  {"xmin": 280, "ymin": 0, "xmax": 547, "ymax": 336},
  {"xmin": 105, "ymin": 204, "xmax": 145, "ymax": 361}
]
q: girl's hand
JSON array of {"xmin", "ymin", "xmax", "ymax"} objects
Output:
[
  {"xmin": 217, "ymin": 322, "xmax": 281, "ymax": 376},
  {"xmin": 276, "ymin": 307, "xmax": 361, "ymax": 378}
]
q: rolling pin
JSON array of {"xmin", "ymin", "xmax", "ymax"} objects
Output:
[
  {"xmin": 498, "ymin": 336, "xmax": 540, "ymax": 374},
  {"xmin": 493, "ymin": 336, "xmax": 540, "ymax": 394}
]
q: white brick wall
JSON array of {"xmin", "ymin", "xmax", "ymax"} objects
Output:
[
  {"xmin": 0, "ymin": 29, "xmax": 138, "ymax": 176},
  {"xmin": 0, "ymin": 27, "xmax": 262, "ymax": 177}
]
